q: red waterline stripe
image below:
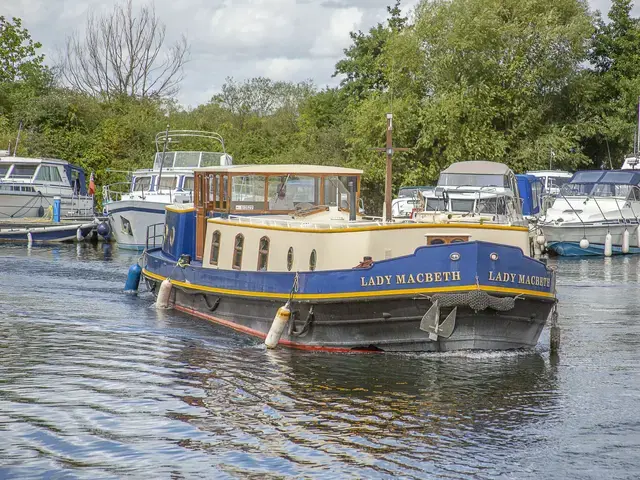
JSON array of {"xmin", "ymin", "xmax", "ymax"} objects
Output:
[{"xmin": 174, "ymin": 304, "xmax": 383, "ymax": 354}]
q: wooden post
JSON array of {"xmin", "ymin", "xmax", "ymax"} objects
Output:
[{"xmin": 374, "ymin": 113, "xmax": 410, "ymax": 222}]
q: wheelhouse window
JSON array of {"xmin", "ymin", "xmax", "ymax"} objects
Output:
[
  {"xmin": 210, "ymin": 230, "xmax": 221, "ymax": 266},
  {"xmin": 35, "ymin": 166, "xmax": 63, "ymax": 182},
  {"xmin": 182, "ymin": 176, "xmax": 194, "ymax": 191},
  {"xmin": 232, "ymin": 234, "xmax": 244, "ymax": 270},
  {"xmin": 257, "ymin": 236, "xmax": 270, "ymax": 271},
  {"xmin": 157, "ymin": 176, "xmax": 177, "ymax": 192},
  {"xmin": 0, "ymin": 165, "xmax": 10, "ymax": 178},
  {"xmin": 268, "ymin": 176, "xmax": 320, "ymax": 211},
  {"xmin": 133, "ymin": 176, "xmax": 152, "ymax": 192},
  {"xmin": 287, "ymin": 247, "xmax": 294, "ymax": 271},
  {"xmin": 232, "ymin": 175, "xmax": 266, "ymax": 212},
  {"xmin": 9, "ymin": 164, "xmax": 37, "ymax": 179},
  {"xmin": 438, "ymin": 173, "xmax": 508, "ymax": 188},
  {"xmin": 324, "ymin": 176, "xmax": 355, "ymax": 209},
  {"xmin": 309, "ymin": 249, "xmax": 317, "ymax": 271}
]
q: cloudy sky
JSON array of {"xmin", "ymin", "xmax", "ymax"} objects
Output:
[{"xmin": 1, "ymin": 0, "xmax": 632, "ymax": 107}]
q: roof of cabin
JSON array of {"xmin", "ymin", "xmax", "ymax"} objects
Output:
[
  {"xmin": 441, "ymin": 161, "xmax": 511, "ymax": 175},
  {"xmin": 0, "ymin": 156, "xmax": 69, "ymax": 165},
  {"xmin": 193, "ymin": 164, "xmax": 363, "ymax": 175}
]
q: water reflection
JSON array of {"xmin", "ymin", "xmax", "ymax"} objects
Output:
[{"xmin": 0, "ymin": 244, "xmax": 639, "ymax": 479}]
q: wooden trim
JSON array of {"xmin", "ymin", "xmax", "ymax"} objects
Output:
[{"xmin": 207, "ymin": 218, "xmax": 530, "ymax": 233}]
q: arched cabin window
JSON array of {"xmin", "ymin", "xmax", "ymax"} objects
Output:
[
  {"xmin": 210, "ymin": 230, "xmax": 221, "ymax": 265},
  {"xmin": 309, "ymin": 249, "xmax": 317, "ymax": 271},
  {"xmin": 233, "ymin": 234, "xmax": 244, "ymax": 270},
  {"xmin": 257, "ymin": 236, "xmax": 270, "ymax": 271},
  {"xmin": 287, "ymin": 247, "xmax": 294, "ymax": 271}
]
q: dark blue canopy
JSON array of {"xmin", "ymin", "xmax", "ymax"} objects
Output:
[
  {"xmin": 570, "ymin": 170, "xmax": 640, "ymax": 185},
  {"xmin": 516, "ymin": 174, "xmax": 544, "ymax": 216}
]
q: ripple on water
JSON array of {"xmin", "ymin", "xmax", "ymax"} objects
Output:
[{"xmin": 1, "ymin": 245, "xmax": 640, "ymax": 479}]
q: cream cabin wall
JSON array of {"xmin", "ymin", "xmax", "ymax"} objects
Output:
[{"xmin": 202, "ymin": 220, "xmax": 530, "ymax": 272}]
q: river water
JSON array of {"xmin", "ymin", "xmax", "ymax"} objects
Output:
[{"xmin": 0, "ymin": 243, "xmax": 639, "ymax": 479}]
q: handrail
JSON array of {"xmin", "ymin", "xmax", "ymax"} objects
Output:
[{"xmin": 145, "ymin": 222, "xmax": 165, "ymax": 250}]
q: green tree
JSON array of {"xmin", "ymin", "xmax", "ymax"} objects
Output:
[
  {"xmin": 0, "ymin": 16, "xmax": 45, "ymax": 84},
  {"xmin": 333, "ymin": 1, "xmax": 407, "ymax": 100},
  {"xmin": 581, "ymin": 0, "xmax": 640, "ymax": 166}
]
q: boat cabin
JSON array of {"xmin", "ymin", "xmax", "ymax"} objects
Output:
[
  {"xmin": 0, "ymin": 156, "xmax": 88, "ymax": 195},
  {"xmin": 526, "ymin": 170, "xmax": 572, "ymax": 196},
  {"xmin": 192, "ymin": 164, "xmax": 362, "ymax": 260},
  {"xmin": 438, "ymin": 161, "xmax": 519, "ymax": 192}
]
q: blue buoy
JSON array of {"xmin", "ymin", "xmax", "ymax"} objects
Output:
[
  {"xmin": 97, "ymin": 221, "xmax": 111, "ymax": 240},
  {"xmin": 124, "ymin": 263, "xmax": 142, "ymax": 293},
  {"xmin": 52, "ymin": 196, "xmax": 61, "ymax": 223}
]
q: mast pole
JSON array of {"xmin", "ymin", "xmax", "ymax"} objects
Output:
[
  {"xmin": 384, "ymin": 113, "xmax": 393, "ymax": 223},
  {"xmin": 157, "ymin": 124, "xmax": 170, "ymax": 194}
]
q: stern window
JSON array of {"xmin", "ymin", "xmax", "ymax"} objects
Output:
[
  {"xmin": 257, "ymin": 236, "xmax": 270, "ymax": 271},
  {"xmin": 233, "ymin": 234, "xmax": 244, "ymax": 270},
  {"xmin": 210, "ymin": 230, "xmax": 221, "ymax": 266},
  {"xmin": 426, "ymin": 235, "xmax": 469, "ymax": 245}
]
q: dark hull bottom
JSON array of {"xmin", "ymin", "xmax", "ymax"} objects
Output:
[{"xmin": 146, "ymin": 278, "xmax": 555, "ymax": 353}]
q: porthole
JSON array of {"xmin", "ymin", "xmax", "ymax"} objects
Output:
[
  {"xmin": 309, "ymin": 249, "xmax": 317, "ymax": 271},
  {"xmin": 287, "ymin": 247, "xmax": 294, "ymax": 271}
]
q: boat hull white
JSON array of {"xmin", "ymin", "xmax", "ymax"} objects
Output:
[
  {"xmin": 106, "ymin": 199, "xmax": 167, "ymax": 250},
  {"xmin": 0, "ymin": 191, "xmax": 93, "ymax": 219},
  {"xmin": 541, "ymin": 222, "xmax": 640, "ymax": 256}
]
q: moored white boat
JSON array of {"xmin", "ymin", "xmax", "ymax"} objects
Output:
[
  {"xmin": 0, "ymin": 154, "xmax": 94, "ymax": 220},
  {"xmin": 539, "ymin": 170, "xmax": 640, "ymax": 256},
  {"xmin": 103, "ymin": 130, "xmax": 232, "ymax": 250}
]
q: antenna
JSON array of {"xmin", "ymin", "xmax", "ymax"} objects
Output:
[{"xmin": 13, "ymin": 121, "xmax": 23, "ymax": 157}]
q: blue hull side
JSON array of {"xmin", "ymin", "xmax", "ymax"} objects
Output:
[
  {"xmin": 142, "ymin": 241, "xmax": 556, "ymax": 352},
  {"xmin": 547, "ymin": 241, "xmax": 640, "ymax": 257},
  {"xmin": 0, "ymin": 225, "xmax": 94, "ymax": 242}
]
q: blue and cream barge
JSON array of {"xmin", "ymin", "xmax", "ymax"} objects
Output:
[{"xmin": 141, "ymin": 163, "xmax": 557, "ymax": 352}]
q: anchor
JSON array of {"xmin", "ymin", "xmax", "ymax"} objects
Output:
[{"xmin": 419, "ymin": 300, "xmax": 457, "ymax": 341}]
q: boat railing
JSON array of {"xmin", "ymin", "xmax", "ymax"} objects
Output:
[
  {"xmin": 102, "ymin": 182, "xmax": 133, "ymax": 203},
  {"xmin": 226, "ymin": 215, "xmax": 385, "ymax": 230},
  {"xmin": 146, "ymin": 222, "xmax": 165, "ymax": 250}
]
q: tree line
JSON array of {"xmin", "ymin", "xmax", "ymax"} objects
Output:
[{"xmin": 1, "ymin": 0, "xmax": 640, "ymax": 213}]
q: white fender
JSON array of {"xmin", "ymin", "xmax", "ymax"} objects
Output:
[
  {"xmin": 604, "ymin": 232, "xmax": 613, "ymax": 257},
  {"xmin": 155, "ymin": 278, "xmax": 172, "ymax": 309},
  {"xmin": 579, "ymin": 238, "xmax": 589, "ymax": 249},
  {"xmin": 265, "ymin": 305, "xmax": 291, "ymax": 349},
  {"xmin": 27, "ymin": 231, "xmax": 33, "ymax": 246},
  {"xmin": 536, "ymin": 235, "xmax": 546, "ymax": 246},
  {"xmin": 636, "ymin": 225, "xmax": 640, "ymax": 248},
  {"xmin": 622, "ymin": 229, "xmax": 630, "ymax": 254},
  {"xmin": 76, "ymin": 227, "xmax": 83, "ymax": 242}
]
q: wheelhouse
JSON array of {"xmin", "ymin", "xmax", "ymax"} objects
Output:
[{"xmin": 192, "ymin": 165, "xmax": 362, "ymax": 260}]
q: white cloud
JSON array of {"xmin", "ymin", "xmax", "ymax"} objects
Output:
[{"xmin": 0, "ymin": 0, "xmax": 631, "ymax": 106}]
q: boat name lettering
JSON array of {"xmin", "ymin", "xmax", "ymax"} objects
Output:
[
  {"xmin": 359, "ymin": 271, "xmax": 461, "ymax": 287},
  {"xmin": 488, "ymin": 271, "xmax": 551, "ymax": 288}
]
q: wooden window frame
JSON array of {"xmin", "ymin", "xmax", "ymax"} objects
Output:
[
  {"xmin": 232, "ymin": 234, "xmax": 244, "ymax": 270},
  {"xmin": 210, "ymin": 230, "xmax": 221, "ymax": 266},
  {"xmin": 257, "ymin": 236, "xmax": 270, "ymax": 271}
]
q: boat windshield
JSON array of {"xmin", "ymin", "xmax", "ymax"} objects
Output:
[
  {"xmin": 8, "ymin": 164, "xmax": 37, "ymax": 179},
  {"xmin": 438, "ymin": 173, "xmax": 507, "ymax": 188},
  {"xmin": 450, "ymin": 199, "xmax": 475, "ymax": 212},
  {"xmin": 547, "ymin": 176, "xmax": 570, "ymax": 189},
  {"xmin": 0, "ymin": 164, "xmax": 10, "ymax": 178},
  {"xmin": 561, "ymin": 182, "xmax": 634, "ymax": 198},
  {"xmin": 133, "ymin": 176, "xmax": 152, "ymax": 192},
  {"xmin": 424, "ymin": 198, "xmax": 447, "ymax": 211},
  {"xmin": 476, "ymin": 196, "xmax": 508, "ymax": 214}
]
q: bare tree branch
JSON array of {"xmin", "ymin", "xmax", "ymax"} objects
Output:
[{"xmin": 59, "ymin": 0, "xmax": 190, "ymax": 100}]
